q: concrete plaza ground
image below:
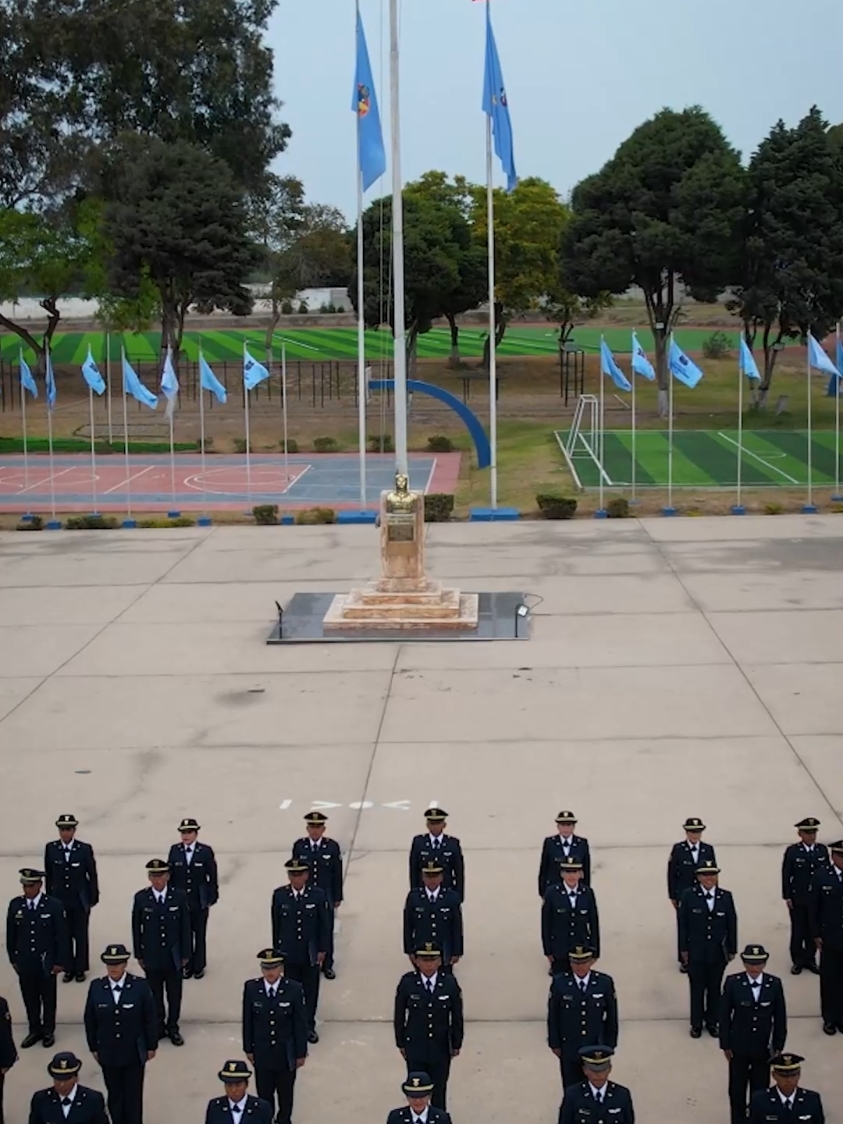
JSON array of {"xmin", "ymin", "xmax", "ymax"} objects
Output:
[{"xmin": 0, "ymin": 515, "xmax": 841, "ymax": 1123}]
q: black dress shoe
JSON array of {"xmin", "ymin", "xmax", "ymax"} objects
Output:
[
  {"xmin": 806, "ymin": 963, "xmax": 820, "ymax": 975},
  {"xmin": 790, "ymin": 965, "xmax": 803, "ymax": 975},
  {"xmin": 168, "ymin": 1030, "xmax": 185, "ymax": 1046},
  {"xmin": 75, "ymin": 972, "xmax": 86, "ymax": 983},
  {"xmin": 679, "ymin": 963, "xmax": 688, "ymax": 974},
  {"xmin": 21, "ymin": 1032, "xmax": 42, "ymax": 1049},
  {"xmin": 822, "ymin": 1022, "xmax": 837, "ymax": 1035},
  {"xmin": 690, "ymin": 1027, "xmax": 702, "ymax": 1038},
  {"xmin": 63, "ymin": 972, "xmax": 74, "ymax": 983},
  {"xmin": 42, "ymin": 1033, "xmax": 55, "ymax": 1048},
  {"xmin": 707, "ymin": 1024, "xmax": 719, "ymax": 1037},
  {"xmin": 182, "ymin": 967, "xmax": 193, "ymax": 979},
  {"xmin": 307, "ymin": 1030, "xmax": 319, "ymax": 1044},
  {"xmin": 193, "ymin": 969, "xmax": 205, "ymax": 980},
  {"xmin": 323, "ymin": 967, "xmax": 336, "ymax": 980}
]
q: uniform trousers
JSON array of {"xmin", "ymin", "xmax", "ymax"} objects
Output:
[
  {"xmin": 687, "ymin": 954, "xmax": 726, "ymax": 1030},
  {"xmin": 65, "ymin": 904, "xmax": 91, "ymax": 975},
  {"xmin": 820, "ymin": 946, "xmax": 843, "ymax": 1025},
  {"xmin": 187, "ymin": 908, "xmax": 209, "ymax": 975},
  {"xmin": 323, "ymin": 909, "xmax": 335, "ymax": 973},
  {"xmin": 255, "ymin": 1061, "xmax": 296, "ymax": 1124},
  {"xmin": 728, "ymin": 1054, "xmax": 769, "ymax": 1124},
  {"xmin": 789, "ymin": 901, "xmax": 816, "ymax": 968},
  {"xmin": 102, "ymin": 1062, "xmax": 145, "ymax": 1124},
  {"xmin": 405, "ymin": 1053, "xmax": 451, "ymax": 1111},
  {"xmin": 283, "ymin": 963, "xmax": 320, "ymax": 1032},
  {"xmin": 0, "ymin": 1071, "xmax": 6, "ymax": 1124},
  {"xmin": 145, "ymin": 968, "xmax": 183, "ymax": 1035},
  {"xmin": 559, "ymin": 1054, "xmax": 584, "ymax": 1089},
  {"xmin": 19, "ymin": 970, "xmax": 57, "ymax": 1034}
]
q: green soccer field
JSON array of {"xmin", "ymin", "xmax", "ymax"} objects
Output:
[
  {"xmin": 557, "ymin": 428, "xmax": 842, "ymax": 489},
  {"xmin": 0, "ymin": 324, "xmax": 741, "ymax": 365}
]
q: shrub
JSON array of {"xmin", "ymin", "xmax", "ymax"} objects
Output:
[
  {"xmin": 427, "ymin": 435, "xmax": 454, "ymax": 453},
  {"xmin": 16, "ymin": 515, "xmax": 43, "ymax": 531},
  {"xmin": 763, "ymin": 501, "xmax": 784, "ymax": 515},
  {"xmin": 424, "ymin": 493, "xmax": 454, "ymax": 522},
  {"xmin": 702, "ymin": 331, "xmax": 732, "ymax": 360},
  {"xmin": 295, "ymin": 506, "xmax": 336, "ymax": 525},
  {"xmin": 368, "ymin": 434, "xmax": 394, "ymax": 453},
  {"xmin": 606, "ymin": 497, "xmax": 630, "ymax": 519},
  {"xmin": 65, "ymin": 514, "xmax": 118, "ymax": 530},
  {"xmin": 169, "ymin": 516, "xmax": 196, "ymax": 527},
  {"xmin": 137, "ymin": 516, "xmax": 197, "ymax": 528},
  {"xmin": 297, "ymin": 301, "xmax": 308, "ymax": 314},
  {"xmin": 281, "ymin": 299, "xmax": 294, "ymax": 314},
  {"xmin": 280, "ymin": 438, "xmax": 299, "ymax": 453},
  {"xmin": 313, "ymin": 436, "xmax": 339, "ymax": 453},
  {"xmin": 196, "ymin": 435, "xmax": 214, "ymax": 453},
  {"xmin": 536, "ymin": 492, "xmax": 578, "ymax": 520},
  {"xmin": 253, "ymin": 504, "xmax": 279, "ymax": 525},
  {"xmin": 233, "ymin": 437, "xmax": 250, "ymax": 454}
]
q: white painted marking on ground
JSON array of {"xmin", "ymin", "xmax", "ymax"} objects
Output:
[
  {"xmin": 348, "ymin": 801, "xmax": 373, "ymax": 810},
  {"xmin": 273, "ymin": 333, "xmax": 320, "ymax": 352},
  {"xmin": 16, "ymin": 467, "xmax": 78, "ymax": 495},
  {"xmin": 102, "ymin": 464, "xmax": 156, "ymax": 494},
  {"xmin": 310, "ymin": 801, "xmax": 342, "ymax": 810},
  {"xmin": 383, "ymin": 801, "xmax": 410, "ymax": 811},
  {"xmin": 424, "ymin": 457, "xmax": 437, "ymax": 495},
  {"xmin": 716, "ymin": 432, "xmax": 800, "ymax": 484},
  {"xmin": 279, "ymin": 799, "xmax": 292, "ymax": 811},
  {"xmin": 577, "ymin": 434, "xmax": 614, "ymax": 486}
]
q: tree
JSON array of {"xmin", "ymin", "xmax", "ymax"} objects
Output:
[
  {"xmin": 730, "ymin": 107, "xmax": 843, "ymax": 402},
  {"xmin": 559, "ymin": 107, "xmax": 745, "ymax": 412},
  {"xmin": 405, "ymin": 172, "xmax": 486, "ymax": 366},
  {"xmin": 101, "ymin": 137, "xmax": 257, "ymax": 357},
  {"xmin": 471, "ymin": 177, "xmax": 569, "ymax": 369}
]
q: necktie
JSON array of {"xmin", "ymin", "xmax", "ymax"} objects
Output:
[
  {"xmin": 426, "ymin": 979, "xmax": 434, "ymax": 993},
  {"xmin": 269, "ymin": 986, "xmax": 276, "ymax": 999},
  {"xmin": 29, "ymin": 900, "xmax": 35, "ymax": 911},
  {"xmin": 112, "ymin": 984, "xmax": 122, "ymax": 1002},
  {"xmin": 185, "ymin": 847, "xmax": 193, "ymax": 864},
  {"xmin": 579, "ymin": 979, "xmax": 586, "ymax": 993},
  {"xmin": 64, "ymin": 848, "xmax": 72, "ymax": 861},
  {"xmin": 231, "ymin": 1106, "xmax": 242, "ymax": 1117},
  {"xmin": 62, "ymin": 1097, "xmax": 72, "ymax": 1106}
]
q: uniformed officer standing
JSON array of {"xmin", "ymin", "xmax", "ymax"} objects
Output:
[
  {"xmin": 558, "ymin": 1047, "xmax": 634, "ymax": 1124},
  {"xmin": 678, "ymin": 859, "xmax": 738, "ymax": 1037},
  {"xmin": 131, "ymin": 858, "xmax": 190, "ymax": 1046},
  {"xmin": 5, "ymin": 868, "xmax": 68, "ymax": 1048},
  {"xmin": 205, "ymin": 1060, "xmax": 273, "ymax": 1124},
  {"xmin": 0, "ymin": 992, "xmax": 17, "ymax": 1124},
  {"xmin": 539, "ymin": 812, "xmax": 591, "ymax": 896},
  {"xmin": 386, "ymin": 1073, "xmax": 452, "ymax": 1124},
  {"xmin": 166, "ymin": 817, "xmax": 218, "ymax": 980},
  {"xmin": 394, "ymin": 945, "xmax": 463, "ymax": 1111},
  {"xmin": 782, "ymin": 817, "xmax": 829, "ymax": 975},
  {"xmin": 242, "ymin": 949, "xmax": 308, "ymax": 1124},
  {"xmin": 811, "ymin": 839, "xmax": 843, "ymax": 1035},
  {"xmin": 667, "ymin": 817, "xmax": 716, "ymax": 973},
  {"xmin": 44, "ymin": 814, "xmax": 99, "ymax": 984},
  {"xmin": 748, "ymin": 1054, "xmax": 825, "ymax": 1124},
  {"xmin": 29, "ymin": 1052, "xmax": 108, "ymax": 1124},
  {"xmin": 719, "ymin": 944, "xmax": 787, "ymax": 1124},
  {"xmin": 270, "ymin": 858, "xmax": 329, "ymax": 1044},
  {"xmin": 542, "ymin": 860, "xmax": 600, "ymax": 975},
  {"xmin": 83, "ymin": 943, "xmax": 157, "ymax": 1124},
  {"xmin": 403, "ymin": 862, "xmax": 463, "ymax": 971},
  {"xmin": 548, "ymin": 947, "xmax": 618, "ymax": 1089},
  {"xmin": 409, "ymin": 809, "xmax": 464, "ymax": 902},
  {"xmin": 291, "ymin": 811, "xmax": 343, "ymax": 980}
]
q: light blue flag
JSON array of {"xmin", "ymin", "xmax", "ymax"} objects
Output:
[
  {"xmin": 81, "ymin": 346, "xmax": 106, "ymax": 395},
  {"xmin": 668, "ymin": 338, "xmax": 704, "ymax": 389},
  {"xmin": 807, "ymin": 332, "xmax": 840, "ymax": 377},
  {"xmin": 739, "ymin": 337, "xmax": 761, "ymax": 381},
  {"xmin": 160, "ymin": 347, "xmax": 179, "ymax": 421},
  {"xmin": 243, "ymin": 344, "xmax": 270, "ymax": 391},
  {"xmin": 199, "ymin": 352, "xmax": 227, "ymax": 404},
  {"xmin": 631, "ymin": 332, "xmax": 656, "ymax": 380},
  {"xmin": 600, "ymin": 339, "xmax": 631, "ymax": 392},
  {"xmin": 352, "ymin": 9, "xmax": 386, "ymax": 192},
  {"xmin": 122, "ymin": 353, "xmax": 158, "ymax": 409},
  {"xmin": 482, "ymin": 4, "xmax": 517, "ymax": 191},
  {"xmin": 830, "ymin": 335, "xmax": 843, "ymax": 396},
  {"xmin": 45, "ymin": 350, "xmax": 57, "ymax": 410},
  {"xmin": 837, "ymin": 336, "xmax": 843, "ymax": 377},
  {"xmin": 19, "ymin": 350, "xmax": 38, "ymax": 398}
]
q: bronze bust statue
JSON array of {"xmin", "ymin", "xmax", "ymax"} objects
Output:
[{"xmin": 385, "ymin": 473, "xmax": 417, "ymax": 514}]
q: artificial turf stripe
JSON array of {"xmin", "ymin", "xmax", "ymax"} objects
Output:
[
  {"xmin": 603, "ymin": 431, "xmax": 657, "ymax": 485},
  {"xmin": 679, "ymin": 430, "xmax": 775, "ymax": 486},
  {"xmin": 761, "ymin": 430, "xmax": 838, "ymax": 483}
]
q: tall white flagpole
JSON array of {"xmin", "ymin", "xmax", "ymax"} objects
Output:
[
  {"xmin": 282, "ymin": 342, "xmax": 290, "ymax": 493},
  {"xmin": 630, "ymin": 350, "xmax": 637, "ymax": 503},
  {"xmin": 804, "ymin": 334, "xmax": 815, "ymax": 512},
  {"xmin": 20, "ymin": 361, "xmax": 30, "ymax": 500},
  {"xmin": 105, "ymin": 332, "xmax": 113, "ymax": 444},
  {"xmin": 89, "ymin": 385, "xmax": 99, "ymax": 515},
  {"xmin": 121, "ymin": 348, "xmax": 133, "ymax": 522},
  {"xmin": 598, "ymin": 336, "xmax": 605, "ymax": 515},
  {"xmin": 486, "ymin": 114, "xmax": 498, "ymax": 509},
  {"xmin": 243, "ymin": 342, "xmax": 253, "ymax": 508},
  {"xmin": 388, "ymin": 0, "xmax": 408, "ymax": 477},
  {"xmin": 734, "ymin": 339, "xmax": 744, "ymax": 514},
  {"xmin": 356, "ymin": 165, "xmax": 368, "ymax": 508},
  {"xmin": 46, "ymin": 359, "xmax": 56, "ymax": 524},
  {"xmin": 834, "ymin": 321, "xmax": 841, "ymax": 501},
  {"xmin": 198, "ymin": 347, "xmax": 208, "ymax": 519},
  {"xmin": 168, "ymin": 410, "xmax": 176, "ymax": 515},
  {"xmin": 666, "ymin": 333, "xmax": 675, "ymax": 514}
]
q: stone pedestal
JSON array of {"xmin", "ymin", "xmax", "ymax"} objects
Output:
[{"xmin": 322, "ymin": 479, "xmax": 478, "ymax": 632}]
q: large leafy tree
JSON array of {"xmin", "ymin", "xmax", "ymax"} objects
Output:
[
  {"xmin": 559, "ymin": 107, "xmax": 745, "ymax": 412},
  {"xmin": 101, "ymin": 137, "xmax": 257, "ymax": 356},
  {"xmin": 730, "ymin": 107, "xmax": 843, "ymax": 402}
]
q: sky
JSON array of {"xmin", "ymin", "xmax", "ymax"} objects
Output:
[{"xmin": 269, "ymin": 0, "xmax": 843, "ymax": 222}]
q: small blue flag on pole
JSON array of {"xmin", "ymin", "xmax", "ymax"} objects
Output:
[
  {"xmin": 81, "ymin": 346, "xmax": 106, "ymax": 394},
  {"xmin": 836, "ymin": 336, "xmax": 843, "ymax": 377},
  {"xmin": 243, "ymin": 344, "xmax": 270, "ymax": 391},
  {"xmin": 482, "ymin": 3, "xmax": 517, "ymax": 192},
  {"xmin": 122, "ymin": 353, "xmax": 158, "ymax": 409},
  {"xmin": 668, "ymin": 338, "xmax": 704, "ymax": 389},
  {"xmin": 830, "ymin": 334, "xmax": 843, "ymax": 396},
  {"xmin": 199, "ymin": 352, "xmax": 227, "ymax": 404},
  {"xmin": 352, "ymin": 7, "xmax": 386, "ymax": 192},
  {"xmin": 739, "ymin": 336, "xmax": 761, "ymax": 381},
  {"xmin": 807, "ymin": 332, "xmax": 840, "ymax": 377},
  {"xmin": 160, "ymin": 347, "xmax": 180, "ymax": 421},
  {"xmin": 19, "ymin": 350, "xmax": 38, "ymax": 398},
  {"xmin": 45, "ymin": 350, "xmax": 57, "ymax": 410},
  {"xmin": 631, "ymin": 332, "xmax": 656, "ymax": 381},
  {"xmin": 600, "ymin": 339, "xmax": 631, "ymax": 391}
]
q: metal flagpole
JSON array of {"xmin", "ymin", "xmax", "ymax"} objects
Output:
[
  {"xmin": 282, "ymin": 342, "xmax": 290, "ymax": 493},
  {"xmin": 105, "ymin": 332, "xmax": 113, "ymax": 444},
  {"xmin": 665, "ymin": 333, "xmax": 675, "ymax": 514},
  {"xmin": 168, "ymin": 411, "xmax": 176, "ymax": 514},
  {"xmin": 598, "ymin": 335, "xmax": 605, "ymax": 514},
  {"xmin": 244, "ymin": 377, "xmax": 253, "ymax": 510},
  {"xmin": 121, "ymin": 347, "xmax": 133, "ymax": 521},
  {"xmin": 356, "ymin": 162, "xmax": 368, "ymax": 509},
  {"xmin": 486, "ymin": 113, "xmax": 498, "ymax": 509},
  {"xmin": 734, "ymin": 338, "xmax": 744, "ymax": 514},
  {"xmin": 804, "ymin": 333, "xmax": 815, "ymax": 512},
  {"xmin": 630, "ymin": 351, "xmax": 637, "ymax": 504},
  {"xmin": 198, "ymin": 348, "xmax": 208, "ymax": 518},
  {"xmin": 388, "ymin": 0, "xmax": 408, "ymax": 477},
  {"xmin": 834, "ymin": 321, "xmax": 841, "ymax": 501},
  {"xmin": 89, "ymin": 385, "xmax": 99, "ymax": 515},
  {"xmin": 46, "ymin": 369, "xmax": 56, "ymax": 524},
  {"xmin": 20, "ymin": 360, "xmax": 30, "ymax": 501}
]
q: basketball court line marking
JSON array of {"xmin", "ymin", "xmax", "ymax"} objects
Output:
[
  {"xmin": 183, "ymin": 463, "xmax": 311, "ymax": 497},
  {"xmin": 17, "ymin": 467, "xmax": 78, "ymax": 494},
  {"xmin": 102, "ymin": 464, "xmax": 157, "ymax": 494},
  {"xmin": 716, "ymin": 432, "xmax": 800, "ymax": 484}
]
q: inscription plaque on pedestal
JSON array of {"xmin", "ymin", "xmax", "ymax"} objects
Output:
[{"xmin": 386, "ymin": 513, "xmax": 416, "ymax": 543}]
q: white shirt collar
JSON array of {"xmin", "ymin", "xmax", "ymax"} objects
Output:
[
  {"xmin": 588, "ymin": 1082, "xmax": 607, "ymax": 1100},
  {"xmin": 747, "ymin": 972, "xmax": 764, "ymax": 988},
  {"xmin": 421, "ymin": 971, "xmax": 438, "ymax": 989},
  {"xmin": 228, "ymin": 1097, "xmax": 247, "ymax": 1112},
  {"xmin": 110, "ymin": 976, "xmax": 126, "ymax": 989},
  {"xmin": 427, "ymin": 887, "xmax": 439, "ymax": 900},
  {"xmin": 28, "ymin": 893, "xmax": 43, "ymax": 909},
  {"xmin": 575, "ymin": 971, "xmax": 591, "ymax": 988},
  {"xmin": 60, "ymin": 1085, "xmax": 78, "ymax": 1112},
  {"xmin": 564, "ymin": 883, "xmax": 579, "ymax": 896},
  {"xmin": 410, "ymin": 1110, "xmax": 429, "ymax": 1124},
  {"xmin": 777, "ymin": 1089, "xmax": 795, "ymax": 1106},
  {"xmin": 428, "ymin": 833, "xmax": 442, "ymax": 845}
]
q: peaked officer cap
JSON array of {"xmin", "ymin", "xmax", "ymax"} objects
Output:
[
  {"xmin": 178, "ymin": 818, "xmax": 200, "ymax": 832},
  {"xmin": 101, "ymin": 943, "xmax": 131, "ymax": 964},
  {"xmin": 683, "ymin": 817, "xmax": 706, "ymax": 831},
  {"xmin": 740, "ymin": 944, "xmax": 769, "ymax": 963},
  {"xmin": 218, "ymin": 1059, "xmax": 252, "ymax": 1082},
  {"xmin": 48, "ymin": 1052, "xmax": 82, "ymax": 1077},
  {"xmin": 795, "ymin": 817, "xmax": 820, "ymax": 831},
  {"xmin": 304, "ymin": 811, "xmax": 328, "ymax": 824},
  {"xmin": 555, "ymin": 811, "xmax": 577, "ymax": 823},
  {"xmin": 696, "ymin": 859, "xmax": 720, "ymax": 875},
  {"xmin": 257, "ymin": 949, "xmax": 284, "ymax": 966},
  {"xmin": 55, "ymin": 814, "xmax": 79, "ymax": 828},
  {"xmin": 402, "ymin": 1072, "xmax": 434, "ymax": 1096},
  {"xmin": 770, "ymin": 1053, "xmax": 803, "ymax": 1073},
  {"xmin": 19, "ymin": 868, "xmax": 45, "ymax": 884},
  {"xmin": 145, "ymin": 858, "xmax": 170, "ymax": 873},
  {"xmin": 424, "ymin": 807, "xmax": 448, "ymax": 821}
]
